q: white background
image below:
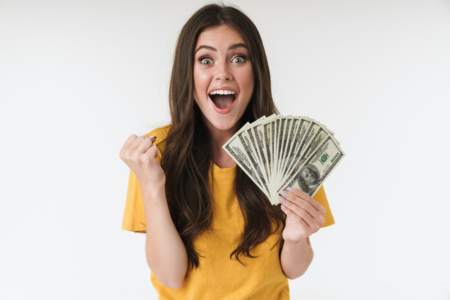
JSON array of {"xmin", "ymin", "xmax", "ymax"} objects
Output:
[{"xmin": 1, "ymin": 0, "xmax": 449, "ymax": 299}]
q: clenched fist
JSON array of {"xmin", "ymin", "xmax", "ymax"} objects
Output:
[{"xmin": 119, "ymin": 134, "xmax": 166, "ymax": 194}]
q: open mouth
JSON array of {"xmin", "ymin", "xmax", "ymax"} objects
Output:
[{"xmin": 208, "ymin": 93, "xmax": 237, "ymax": 110}]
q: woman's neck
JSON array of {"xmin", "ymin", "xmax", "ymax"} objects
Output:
[{"xmin": 208, "ymin": 125, "xmax": 237, "ymax": 168}]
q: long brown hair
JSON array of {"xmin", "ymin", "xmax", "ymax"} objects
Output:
[{"xmin": 161, "ymin": 3, "xmax": 286, "ymax": 271}]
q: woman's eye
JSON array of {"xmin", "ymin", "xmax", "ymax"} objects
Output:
[
  {"xmin": 232, "ymin": 55, "xmax": 247, "ymax": 63},
  {"xmin": 199, "ymin": 57, "xmax": 213, "ymax": 65}
]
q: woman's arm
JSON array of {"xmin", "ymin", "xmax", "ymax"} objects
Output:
[
  {"xmin": 142, "ymin": 185, "xmax": 188, "ymax": 289},
  {"xmin": 278, "ymin": 187, "xmax": 327, "ymax": 279},
  {"xmin": 280, "ymin": 237, "xmax": 313, "ymax": 279}
]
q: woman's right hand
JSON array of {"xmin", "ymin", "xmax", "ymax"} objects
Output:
[{"xmin": 119, "ymin": 134, "xmax": 166, "ymax": 195}]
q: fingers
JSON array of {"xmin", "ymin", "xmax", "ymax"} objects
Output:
[
  {"xmin": 119, "ymin": 134, "xmax": 137, "ymax": 159},
  {"xmin": 144, "ymin": 143, "xmax": 159, "ymax": 159},
  {"xmin": 280, "ymin": 189, "xmax": 325, "ymax": 229},
  {"xmin": 281, "ymin": 190, "xmax": 316, "ymax": 220},
  {"xmin": 124, "ymin": 134, "xmax": 138, "ymax": 147},
  {"xmin": 135, "ymin": 135, "xmax": 156, "ymax": 154},
  {"xmin": 280, "ymin": 202, "xmax": 309, "ymax": 228},
  {"xmin": 280, "ymin": 195, "xmax": 319, "ymax": 230},
  {"xmin": 143, "ymin": 136, "xmax": 158, "ymax": 156},
  {"xmin": 120, "ymin": 134, "xmax": 157, "ymax": 163},
  {"xmin": 287, "ymin": 187, "xmax": 326, "ymax": 215}
]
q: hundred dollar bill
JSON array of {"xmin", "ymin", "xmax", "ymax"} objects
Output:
[
  {"xmin": 223, "ymin": 135, "xmax": 269, "ymax": 198},
  {"xmin": 281, "ymin": 125, "xmax": 330, "ymax": 186},
  {"xmin": 281, "ymin": 118, "xmax": 312, "ymax": 179},
  {"xmin": 239, "ymin": 115, "xmax": 282, "ymax": 199},
  {"xmin": 273, "ymin": 116, "xmax": 282, "ymax": 194},
  {"xmin": 223, "ymin": 116, "xmax": 273, "ymax": 199},
  {"xmin": 278, "ymin": 117, "xmax": 303, "ymax": 186},
  {"xmin": 281, "ymin": 118, "xmax": 317, "ymax": 187},
  {"xmin": 251, "ymin": 114, "xmax": 278, "ymax": 198},
  {"xmin": 278, "ymin": 117, "xmax": 291, "ymax": 179},
  {"xmin": 278, "ymin": 134, "xmax": 344, "ymax": 198},
  {"xmin": 245, "ymin": 125, "xmax": 270, "ymax": 190},
  {"xmin": 277, "ymin": 116, "xmax": 298, "ymax": 189}
]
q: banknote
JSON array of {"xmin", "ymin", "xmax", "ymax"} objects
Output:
[
  {"xmin": 278, "ymin": 135, "xmax": 344, "ymax": 197},
  {"xmin": 223, "ymin": 114, "xmax": 344, "ymax": 204}
]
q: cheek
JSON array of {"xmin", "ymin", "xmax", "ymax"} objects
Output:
[
  {"xmin": 236, "ymin": 67, "xmax": 254, "ymax": 96},
  {"xmin": 193, "ymin": 68, "xmax": 211, "ymax": 96}
]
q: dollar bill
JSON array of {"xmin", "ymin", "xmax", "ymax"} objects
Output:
[
  {"xmin": 278, "ymin": 134, "xmax": 344, "ymax": 197},
  {"xmin": 223, "ymin": 114, "xmax": 344, "ymax": 205}
]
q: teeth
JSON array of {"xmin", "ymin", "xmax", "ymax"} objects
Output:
[{"xmin": 209, "ymin": 89, "xmax": 236, "ymax": 95}]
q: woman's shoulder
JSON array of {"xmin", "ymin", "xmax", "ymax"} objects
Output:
[{"xmin": 143, "ymin": 124, "xmax": 172, "ymax": 146}]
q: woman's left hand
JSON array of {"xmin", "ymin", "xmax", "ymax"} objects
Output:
[{"xmin": 279, "ymin": 187, "xmax": 326, "ymax": 243}]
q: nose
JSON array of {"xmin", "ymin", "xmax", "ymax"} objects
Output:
[
  {"xmin": 214, "ymin": 60, "xmax": 233, "ymax": 81},
  {"xmin": 216, "ymin": 74, "xmax": 232, "ymax": 81}
]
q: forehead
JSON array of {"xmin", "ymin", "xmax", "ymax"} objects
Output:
[{"xmin": 195, "ymin": 24, "xmax": 245, "ymax": 47}]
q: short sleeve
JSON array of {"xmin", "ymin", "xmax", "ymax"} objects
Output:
[
  {"xmin": 121, "ymin": 169, "xmax": 147, "ymax": 233},
  {"xmin": 312, "ymin": 185, "xmax": 335, "ymax": 227},
  {"xmin": 121, "ymin": 125, "xmax": 170, "ymax": 233}
]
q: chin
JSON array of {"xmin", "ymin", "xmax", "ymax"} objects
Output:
[{"xmin": 208, "ymin": 117, "xmax": 238, "ymax": 132}]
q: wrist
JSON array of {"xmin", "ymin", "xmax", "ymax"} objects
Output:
[
  {"xmin": 141, "ymin": 182, "xmax": 166, "ymax": 202},
  {"xmin": 284, "ymin": 237, "xmax": 310, "ymax": 248}
]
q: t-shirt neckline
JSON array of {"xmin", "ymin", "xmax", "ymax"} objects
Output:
[{"xmin": 212, "ymin": 162, "xmax": 236, "ymax": 175}]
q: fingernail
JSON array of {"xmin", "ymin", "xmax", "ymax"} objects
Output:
[{"xmin": 286, "ymin": 187, "xmax": 292, "ymax": 191}]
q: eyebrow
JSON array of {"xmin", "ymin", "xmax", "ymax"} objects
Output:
[{"xmin": 194, "ymin": 43, "xmax": 248, "ymax": 54}]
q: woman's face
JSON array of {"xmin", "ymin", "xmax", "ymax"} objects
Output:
[{"xmin": 193, "ymin": 24, "xmax": 254, "ymax": 134}]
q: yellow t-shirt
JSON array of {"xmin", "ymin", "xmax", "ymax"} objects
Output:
[{"xmin": 122, "ymin": 125, "xmax": 335, "ymax": 300}]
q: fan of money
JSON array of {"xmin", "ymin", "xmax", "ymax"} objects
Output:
[{"xmin": 223, "ymin": 114, "xmax": 344, "ymax": 205}]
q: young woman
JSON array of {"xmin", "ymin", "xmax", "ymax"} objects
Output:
[{"xmin": 119, "ymin": 4, "xmax": 335, "ymax": 299}]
